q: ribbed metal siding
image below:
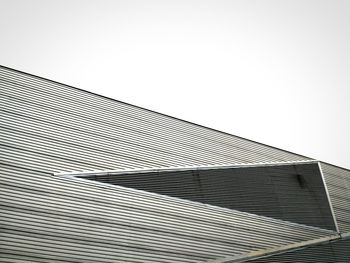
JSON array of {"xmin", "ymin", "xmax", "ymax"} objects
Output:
[
  {"xmin": 0, "ymin": 66, "xmax": 312, "ymax": 173},
  {"xmin": 81, "ymin": 163, "xmax": 336, "ymax": 230},
  {"xmin": 0, "ymin": 164, "xmax": 335, "ymax": 262},
  {"xmin": 0, "ymin": 65, "xmax": 348, "ymax": 262},
  {"xmin": 247, "ymin": 237, "xmax": 350, "ymax": 262},
  {"xmin": 321, "ymin": 163, "xmax": 350, "ymax": 233}
]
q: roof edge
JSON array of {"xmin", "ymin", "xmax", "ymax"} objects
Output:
[
  {"xmin": 1, "ymin": 64, "xmax": 324, "ymax": 164},
  {"xmin": 2, "ymin": 64, "xmax": 348, "ymax": 171}
]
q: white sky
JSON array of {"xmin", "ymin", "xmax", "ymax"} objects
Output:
[{"xmin": 1, "ymin": 0, "xmax": 349, "ymax": 168}]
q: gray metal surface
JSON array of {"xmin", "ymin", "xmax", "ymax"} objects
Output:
[
  {"xmin": 245, "ymin": 235, "xmax": 350, "ymax": 263},
  {"xmin": 73, "ymin": 163, "xmax": 337, "ymax": 231},
  {"xmin": 0, "ymin": 164, "xmax": 335, "ymax": 262},
  {"xmin": 0, "ymin": 65, "xmax": 349, "ymax": 262},
  {"xmin": 209, "ymin": 234, "xmax": 342, "ymax": 263},
  {"xmin": 0, "ymin": 66, "xmax": 312, "ymax": 173},
  {"xmin": 320, "ymin": 163, "xmax": 350, "ymax": 233}
]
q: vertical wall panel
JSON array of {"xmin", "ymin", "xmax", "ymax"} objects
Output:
[{"xmin": 321, "ymin": 163, "xmax": 350, "ymax": 233}]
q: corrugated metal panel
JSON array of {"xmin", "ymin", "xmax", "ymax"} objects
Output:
[
  {"xmin": 77, "ymin": 163, "xmax": 337, "ymax": 230},
  {"xmin": 0, "ymin": 65, "xmax": 312, "ymax": 173},
  {"xmin": 321, "ymin": 163, "xmax": 350, "ymax": 233},
  {"xmin": 0, "ymin": 163, "xmax": 335, "ymax": 262},
  {"xmin": 1, "ymin": 65, "xmax": 349, "ymax": 261},
  {"xmin": 246, "ymin": 236, "xmax": 350, "ymax": 262}
]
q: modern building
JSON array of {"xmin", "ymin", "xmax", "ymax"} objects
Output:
[{"xmin": 0, "ymin": 65, "xmax": 349, "ymax": 262}]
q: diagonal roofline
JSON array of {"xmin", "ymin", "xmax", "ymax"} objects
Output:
[
  {"xmin": 1, "ymin": 65, "xmax": 339, "ymax": 164},
  {"xmin": 2, "ymin": 64, "xmax": 348, "ymax": 171},
  {"xmin": 3, "ymin": 64, "xmax": 349, "ymax": 172}
]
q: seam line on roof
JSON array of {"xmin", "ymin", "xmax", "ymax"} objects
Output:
[
  {"xmin": 54, "ymin": 160, "xmax": 319, "ymax": 177},
  {"xmin": 206, "ymin": 234, "xmax": 341, "ymax": 263}
]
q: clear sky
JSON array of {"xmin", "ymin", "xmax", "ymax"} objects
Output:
[{"xmin": 1, "ymin": 0, "xmax": 349, "ymax": 168}]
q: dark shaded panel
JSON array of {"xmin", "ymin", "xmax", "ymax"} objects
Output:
[{"xmin": 82, "ymin": 163, "xmax": 336, "ymax": 230}]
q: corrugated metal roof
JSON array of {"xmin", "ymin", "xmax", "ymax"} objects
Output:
[
  {"xmin": 0, "ymin": 164, "xmax": 336, "ymax": 262},
  {"xmin": 0, "ymin": 65, "xmax": 312, "ymax": 173},
  {"xmin": 246, "ymin": 235, "xmax": 350, "ymax": 263},
  {"xmin": 1, "ymin": 65, "xmax": 349, "ymax": 262}
]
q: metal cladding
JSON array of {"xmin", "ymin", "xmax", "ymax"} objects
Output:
[
  {"xmin": 0, "ymin": 164, "xmax": 336, "ymax": 262},
  {"xmin": 246, "ymin": 236, "xmax": 350, "ymax": 263},
  {"xmin": 320, "ymin": 163, "xmax": 350, "ymax": 233},
  {"xmin": 0, "ymin": 65, "xmax": 349, "ymax": 262},
  {"xmin": 76, "ymin": 163, "xmax": 337, "ymax": 231},
  {"xmin": 0, "ymin": 66, "xmax": 311, "ymax": 172}
]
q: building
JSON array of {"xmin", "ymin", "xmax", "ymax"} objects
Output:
[{"xmin": 0, "ymin": 65, "xmax": 349, "ymax": 262}]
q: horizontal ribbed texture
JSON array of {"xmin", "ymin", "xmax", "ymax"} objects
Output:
[
  {"xmin": 0, "ymin": 65, "xmax": 349, "ymax": 262},
  {"xmin": 247, "ymin": 237, "xmax": 350, "ymax": 262},
  {"xmin": 0, "ymin": 164, "xmax": 334, "ymax": 262},
  {"xmin": 0, "ymin": 66, "xmax": 311, "ymax": 173}
]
